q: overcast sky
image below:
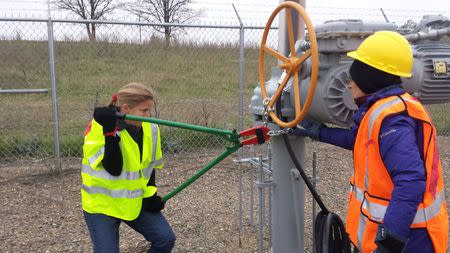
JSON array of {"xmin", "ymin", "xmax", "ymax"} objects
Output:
[{"xmin": 0, "ymin": 0, "xmax": 449, "ymax": 26}]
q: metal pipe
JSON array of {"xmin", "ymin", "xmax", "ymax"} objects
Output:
[
  {"xmin": 0, "ymin": 17, "xmax": 278, "ymax": 31},
  {"xmin": 290, "ymin": 168, "xmax": 305, "ymax": 248},
  {"xmin": 404, "ymin": 27, "xmax": 450, "ymax": 42},
  {"xmin": 258, "ymin": 155, "xmax": 265, "ymax": 253},
  {"xmin": 250, "ymin": 146, "xmax": 255, "ymax": 226},
  {"xmin": 233, "ymin": 4, "xmax": 245, "ymax": 242},
  {"xmin": 271, "ymin": 134, "xmax": 305, "ymax": 252},
  {"xmin": 277, "ymin": 0, "xmax": 306, "ymax": 58},
  {"xmin": 271, "ymin": 1, "xmax": 307, "ymax": 252},
  {"xmin": 267, "ymin": 144, "xmax": 273, "ymax": 249},
  {"xmin": 380, "ymin": 8, "xmax": 390, "ymax": 23},
  {"xmin": 0, "ymin": 89, "xmax": 48, "ymax": 94},
  {"xmin": 0, "ymin": 17, "xmax": 240, "ymax": 29},
  {"xmin": 237, "ymin": 149, "xmax": 243, "ymax": 247},
  {"xmin": 236, "ymin": 157, "xmax": 272, "ymax": 175},
  {"xmin": 312, "ymin": 151, "xmax": 317, "ymax": 252},
  {"xmin": 47, "ymin": 18, "xmax": 61, "ymax": 171}
]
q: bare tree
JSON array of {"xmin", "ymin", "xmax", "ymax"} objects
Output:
[
  {"xmin": 54, "ymin": 0, "xmax": 122, "ymax": 41},
  {"xmin": 128, "ymin": 0, "xmax": 200, "ymax": 46}
]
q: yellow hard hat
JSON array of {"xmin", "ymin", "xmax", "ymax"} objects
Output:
[{"xmin": 347, "ymin": 31, "xmax": 413, "ymax": 77}]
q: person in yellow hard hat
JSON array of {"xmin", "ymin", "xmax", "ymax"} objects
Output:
[
  {"xmin": 81, "ymin": 82, "xmax": 176, "ymax": 253},
  {"xmin": 294, "ymin": 31, "xmax": 448, "ymax": 253}
]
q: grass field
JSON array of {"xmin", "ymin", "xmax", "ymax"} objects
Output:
[
  {"xmin": 0, "ymin": 38, "xmax": 449, "ymax": 159},
  {"xmin": 0, "ymin": 39, "xmax": 271, "ymax": 158}
]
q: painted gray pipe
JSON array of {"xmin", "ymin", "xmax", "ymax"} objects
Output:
[
  {"xmin": 404, "ymin": 27, "xmax": 450, "ymax": 42},
  {"xmin": 269, "ymin": 1, "xmax": 307, "ymax": 252}
]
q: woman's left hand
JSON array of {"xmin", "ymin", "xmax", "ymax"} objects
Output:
[{"xmin": 142, "ymin": 195, "xmax": 165, "ymax": 212}]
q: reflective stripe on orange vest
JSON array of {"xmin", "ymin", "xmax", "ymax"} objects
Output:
[
  {"xmin": 347, "ymin": 93, "xmax": 448, "ymax": 253},
  {"xmin": 351, "ymin": 184, "xmax": 446, "ymax": 224}
]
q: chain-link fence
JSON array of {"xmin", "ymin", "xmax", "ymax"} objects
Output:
[
  {"xmin": 0, "ymin": 18, "xmax": 449, "ymax": 168},
  {"xmin": 0, "ymin": 19, "xmax": 252, "ymax": 168},
  {"xmin": 0, "ymin": 15, "xmax": 450, "ymax": 253},
  {"xmin": 0, "ymin": 20, "xmax": 53, "ymax": 163}
]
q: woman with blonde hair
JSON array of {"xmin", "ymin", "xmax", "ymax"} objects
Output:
[{"xmin": 81, "ymin": 82, "xmax": 175, "ymax": 253}]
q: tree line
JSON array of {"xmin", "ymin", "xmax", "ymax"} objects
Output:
[{"xmin": 54, "ymin": 0, "xmax": 201, "ymax": 45}]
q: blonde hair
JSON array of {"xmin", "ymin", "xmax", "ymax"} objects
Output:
[{"xmin": 108, "ymin": 82, "xmax": 154, "ymax": 108}]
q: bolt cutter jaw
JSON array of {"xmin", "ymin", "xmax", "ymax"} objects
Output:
[{"xmin": 239, "ymin": 126, "xmax": 270, "ymax": 146}]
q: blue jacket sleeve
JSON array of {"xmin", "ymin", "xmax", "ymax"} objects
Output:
[
  {"xmin": 319, "ymin": 126, "xmax": 355, "ymax": 150},
  {"xmin": 378, "ymin": 114, "xmax": 426, "ymax": 238}
]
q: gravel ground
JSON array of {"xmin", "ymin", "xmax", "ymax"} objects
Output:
[{"xmin": 1, "ymin": 137, "xmax": 449, "ymax": 253}]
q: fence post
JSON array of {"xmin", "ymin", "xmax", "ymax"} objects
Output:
[
  {"xmin": 47, "ymin": 17, "xmax": 62, "ymax": 171},
  {"xmin": 233, "ymin": 3, "xmax": 245, "ymax": 247}
]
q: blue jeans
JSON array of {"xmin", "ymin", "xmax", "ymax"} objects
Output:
[{"xmin": 83, "ymin": 210, "xmax": 176, "ymax": 253}]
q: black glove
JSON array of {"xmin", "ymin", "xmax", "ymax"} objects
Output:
[
  {"xmin": 374, "ymin": 224, "xmax": 407, "ymax": 253},
  {"xmin": 142, "ymin": 195, "xmax": 165, "ymax": 213},
  {"xmin": 93, "ymin": 107, "xmax": 117, "ymax": 133},
  {"xmin": 291, "ymin": 120, "xmax": 325, "ymax": 140}
]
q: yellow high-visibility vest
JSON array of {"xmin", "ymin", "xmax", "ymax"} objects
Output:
[{"xmin": 81, "ymin": 119, "xmax": 163, "ymax": 221}]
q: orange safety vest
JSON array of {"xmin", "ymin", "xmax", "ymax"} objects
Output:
[{"xmin": 346, "ymin": 93, "xmax": 448, "ymax": 253}]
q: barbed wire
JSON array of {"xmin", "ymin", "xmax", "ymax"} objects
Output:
[{"xmin": 1, "ymin": 0, "xmax": 450, "ymax": 26}]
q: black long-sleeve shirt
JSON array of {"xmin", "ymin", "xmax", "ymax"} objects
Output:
[{"xmin": 101, "ymin": 119, "xmax": 156, "ymax": 186}]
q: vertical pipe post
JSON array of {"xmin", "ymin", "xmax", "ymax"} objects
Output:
[
  {"xmin": 290, "ymin": 168, "xmax": 305, "ymax": 248},
  {"xmin": 271, "ymin": 134, "xmax": 305, "ymax": 252},
  {"xmin": 271, "ymin": 1, "xmax": 307, "ymax": 252},
  {"xmin": 47, "ymin": 17, "xmax": 61, "ymax": 171},
  {"xmin": 232, "ymin": 3, "xmax": 245, "ymax": 134},
  {"xmin": 232, "ymin": 4, "xmax": 245, "ymax": 246},
  {"xmin": 267, "ymin": 144, "xmax": 273, "ymax": 248},
  {"xmin": 258, "ymin": 155, "xmax": 265, "ymax": 253},
  {"xmin": 250, "ymin": 146, "xmax": 255, "ymax": 226},
  {"xmin": 312, "ymin": 151, "xmax": 317, "ymax": 251},
  {"xmin": 277, "ymin": 0, "xmax": 306, "ymax": 58},
  {"xmin": 139, "ymin": 15, "xmax": 142, "ymax": 44}
]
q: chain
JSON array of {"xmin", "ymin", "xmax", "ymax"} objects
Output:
[
  {"xmin": 262, "ymin": 97, "xmax": 272, "ymax": 126},
  {"xmin": 268, "ymin": 128, "xmax": 293, "ymax": 136}
]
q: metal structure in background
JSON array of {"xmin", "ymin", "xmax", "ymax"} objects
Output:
[
  {"xmin": 231, "ymin": 3, "xmax": 245, "ymax": 246},
  {"xmin": 0, "ymin": 89, "xmax": 48, "ymax": 94},
  {"xmin": 249, "ymin": 2, "xmax": 450, "ymax": 252},
  {"xmin": 47, "ymin": 18, "xmax": 61, "ymax": 171},
  {"xmin": 251, "ymin": 16, "xmax": 450, "ymax": 128},
  {"xmin": 267, "ymin": 1, "xmax": 309, "ymax": 252}
]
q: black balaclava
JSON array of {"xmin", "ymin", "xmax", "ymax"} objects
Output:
[{"xmin": 349, "ymin": 59, "xmax": 402, "ymax": 94}]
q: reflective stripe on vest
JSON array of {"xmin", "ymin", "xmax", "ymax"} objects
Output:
[
  {"xmin": 83, "ymin": 123, "xmax": 161, "ymax": 181},
  {"xmin": 82, "ymin": 157, "xmax": 163, "ymax": 181},
  {"xmin": 82, "ymin": 184, "xmax": 143, "ymax": 199},
  {"xmin": 151, "ymin": 124, "xmax": 158, "ymax": 162},
  {"xmin": 88, "ymin": 146, "xmax": 104, "ymax": 165},
  {"xmin": 363, "ymin": 97, "xmax": 419, "ymax": 189},
  {"xmin": 143, "ymin": 158, "xmax": 163, "ymax": 179},
  {"xmin": 81, "ymin": 124, "xmax": 163, "ymax": 199},
  {"xmin": 351, "ymin": 185, "xmax": 446, "ymax": 224},
  {"xmin": 357, "ymin": 212, "xmax": 366, "ymax": 250},
  {"xmin": 349, "ymin": 94, "xmax": 448, "ymax": 252},
  {"xmin": 143, "ymin": 124, "xmax": 159, "ymax": 179}
]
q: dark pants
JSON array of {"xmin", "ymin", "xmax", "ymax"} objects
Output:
[{"xmin": 83, "ymin": 210, "xmax": 176, "ymax": 253}]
